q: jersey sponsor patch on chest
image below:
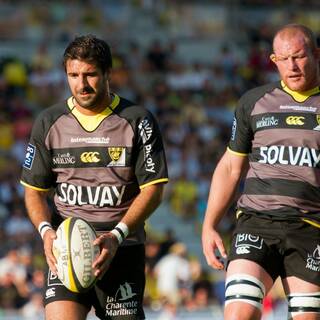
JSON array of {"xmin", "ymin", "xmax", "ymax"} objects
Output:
[
  {"xmin": 258, "ymin": 145, "xmax": 320, "ymax": 167},
  {"xmin": 58, "ymin": 183, "xmax": 126, "ymax": 207}
]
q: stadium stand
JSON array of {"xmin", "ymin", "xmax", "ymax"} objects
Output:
[{"xmin": 0, "ymin": 0, "xmax": 319, "ymax": 318}]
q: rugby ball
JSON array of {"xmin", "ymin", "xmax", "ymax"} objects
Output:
[{"xmin": 52, "ymin": 217, "xmax": 100, "ymax": 293}]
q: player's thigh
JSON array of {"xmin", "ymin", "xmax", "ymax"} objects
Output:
[
  {"xmin": 45, "ymin": 300, "xmax": 90, "ymax": 320},
  {"xmin": 227, "ymin": 259, "xmax": 274, "ymax": 290},
  {"xmin": 225, "ymin": 259, "xmax": 274, "ymax": 320},
  {"xmin": 283, "ymin": 276, "xmax": 320, "ymax": 320}
]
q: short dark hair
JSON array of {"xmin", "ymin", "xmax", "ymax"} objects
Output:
[{"xmin": 63, "ymin": 35, "xmax": 112, "ymax": 73}]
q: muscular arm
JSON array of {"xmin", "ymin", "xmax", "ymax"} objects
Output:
[
  {"xmin": 24, "ymin": 187, "xmax": 52, "ymax": 229},
  {"xmin": 202, "ymin": 149, "xmax": 248, "ymax": 269}
]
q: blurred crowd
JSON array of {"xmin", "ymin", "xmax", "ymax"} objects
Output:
[{"xmin": 0, "ymin": 0, "xmax": 317, "ymax": 318}]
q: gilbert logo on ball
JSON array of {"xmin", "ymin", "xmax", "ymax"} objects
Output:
[{"xmin": 52, "ymin": 217, "xmax": 100, "ymax": 293}]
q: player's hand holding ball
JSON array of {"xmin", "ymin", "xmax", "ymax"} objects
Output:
[{"xmin": 92, "ymin": 232, "xmax": 120, "ymax": 279}]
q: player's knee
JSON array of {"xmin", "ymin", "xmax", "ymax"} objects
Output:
[
  {"xmin": 287, "ymin": 292, "xmax": 320, "ymax": 319},
  {"xmin": 225, "ymin": 274, "xmax": 265, "ymax": 310}
]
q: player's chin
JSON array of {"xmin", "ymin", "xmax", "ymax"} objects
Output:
[{"xmin": 286, "ymin": 78, "xmax": 307, "ymax": 91}]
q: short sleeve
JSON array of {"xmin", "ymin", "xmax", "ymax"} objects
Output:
[
  {"xmin": 134, "ymin": 112, "xmax": 169, "ymax": 188},
  {"xmin": 20, "ymin": 114, "xmax": 55, "ymax": 190},
  {"xmin": 228, "ymin": 93, "xmax": 254, "ymax": 155}
]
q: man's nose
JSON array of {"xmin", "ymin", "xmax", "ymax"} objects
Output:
[{"xmin": 287, "ymin": 57, "xmax": 298, "ymax": 70}]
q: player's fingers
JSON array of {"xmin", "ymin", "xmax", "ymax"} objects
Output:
[
  {"xmin": 215, "ymin": 237, "xmax": 227, "ymax": 259},
  {"xmin": 95, "ymin": 259, "xmax": 111, "ymax": 279},
  {"xmin": 43, "ymin": 230, "xmax": 58, "ymax": 274},
  {"xmin": 204, "ymin": 244, "xmax": 224, "ymax": 270}
]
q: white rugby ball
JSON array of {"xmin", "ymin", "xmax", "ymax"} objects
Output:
[{"xmin": 52, "ymin": 217, "xmax": 100, "ymax": 293}]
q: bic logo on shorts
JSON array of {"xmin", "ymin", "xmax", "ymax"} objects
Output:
[{"xmin": 235, "ymin": 233, "xmax": 263, "ymax": 255}]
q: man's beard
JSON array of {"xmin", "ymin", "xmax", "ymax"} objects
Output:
[{"xmin": 75, "ymin": 87, "xmax": 106, "ymax": 110}]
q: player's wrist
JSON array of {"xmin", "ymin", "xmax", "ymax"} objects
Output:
[
  {"xmin": 110, "ymin": 222, "xmax": 129, "ymax": 245},
  {"xmin": 38, "ymin": 221, "xmax": 53, "ymax": 239}
]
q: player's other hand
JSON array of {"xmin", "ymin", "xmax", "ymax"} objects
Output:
[
  {"xmin": 202, "ymin": 226, "xmax": 227, "ymax": 270},
  {"xmin": 93, "ymin": 233, "xmax": 119, "ymax": 279},
  {"xmin": 43, "ymin": 229, "xmax": 58, "ymax": 275}
]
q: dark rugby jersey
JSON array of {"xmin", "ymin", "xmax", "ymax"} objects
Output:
[
  {"xmin": 21, "ymin": 94, "xmax": 168, "ymax": 244},
  {"xmin": 229, "ymin": 81, "xmax": 320, "ymax": 222}
]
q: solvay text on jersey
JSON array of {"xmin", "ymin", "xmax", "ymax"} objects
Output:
[
  {"xmin": 258, "ymin": 145, "xmax": 320, "ymax": 167},
  {"xmin": 57, "ymin": 183, "xmax": 125, "ymax": 207}
]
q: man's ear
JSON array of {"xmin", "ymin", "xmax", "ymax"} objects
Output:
[{"xmin": 270, "ymin": 53, "xmax": 276, "ymax": 63}]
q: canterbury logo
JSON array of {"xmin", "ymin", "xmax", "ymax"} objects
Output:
[
  {"xmin": 286, "ymin": 116, "xmax": 305, "ymax": 125},
  {"xmin": 80, "ymin": 152, "xmax": 100, "ymax": 163}
]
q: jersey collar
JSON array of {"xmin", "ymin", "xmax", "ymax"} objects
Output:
[
  {"xmin": 66, "ymin": 94, "xmax": 120, "ymax": 132},
  {"xmin": 281, "ymin": 80, "xmax": 320, "ymax": 102}
]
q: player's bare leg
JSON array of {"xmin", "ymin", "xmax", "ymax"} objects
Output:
[
  {"xmin": 45, "ymin": 301, "xmax": 90, "ymax": 320},
  {"xmin": 224, "ymin": 259, "xmax": 273, "ymax": 320},
  {"xmin": 283, "ymin": 276, "xmax": 320, "ymax": 320}
]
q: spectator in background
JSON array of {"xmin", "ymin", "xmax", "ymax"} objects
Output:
[{"xmin": 154, "ymin": 242, "xmax": 191, "ymax": 305}]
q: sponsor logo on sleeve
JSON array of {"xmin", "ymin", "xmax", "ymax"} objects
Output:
[
  {"xmin": 23, "ymin": 143, "xmax": 36, "ymax": 170},
  {"xmin": 138, "ymin": 118, "xmax": 153, "ymax": 144},
  {"xmin": 138, "ymin": 118, "xmax": 156, "ymax": 173},
  {"xmin": 143, "ymin": 144, "xmax": 156, "ymax": 173},
  {"xmin": 231, "ymin": 117, "xmax": 237, "ymax": 141}
]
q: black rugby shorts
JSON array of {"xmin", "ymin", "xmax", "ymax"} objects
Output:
[
  {"xmin": 228, "ymin": 213, "xmax": 320, "ymax": 285},
  {"xmin": 44, "ymin": 244, "xmax": 146, "ymax": 320}
]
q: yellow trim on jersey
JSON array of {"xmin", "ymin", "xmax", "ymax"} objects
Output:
[
  {"xmin": 227, "ymin": 147, "xmax": 248, "ymax": 157},
  {"xmin": 67, "ymin": 94, "xmax": 120, "ymax": 132},
  {"xmin": 20, "ymin": 180, "xmax": 50, "ymax": 192},
  {"xmin": 236, "ymin": 209, "xmax": 243, "ymax": 219},
  {"xmin": 281, "ymin": 80, "xmax": 320, "ymax": 103},
  {"xmin": 302, "ymin": 218, "xmax": 320, "ymax": 229},
  {"xmin": 140, "ymin": 178, "xmax": 169, "ymax": 189}
]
